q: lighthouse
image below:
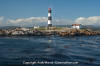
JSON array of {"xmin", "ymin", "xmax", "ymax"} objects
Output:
[{"xmin": 48, "ymin": 8, "xmax": 52, "ymax": 27}]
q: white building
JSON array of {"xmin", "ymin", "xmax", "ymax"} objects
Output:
[
  {"xmin": 34, "ymin": 26, "xmax": 39, "ymax": 29},
  {"xmin": 72, "ymin": 24, "xmax": 80, "ymax": 29}
]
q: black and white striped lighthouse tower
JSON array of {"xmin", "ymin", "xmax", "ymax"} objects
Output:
[{"xmin": 48, "ymin": 8, "xmax": 52, "ymax": 27}]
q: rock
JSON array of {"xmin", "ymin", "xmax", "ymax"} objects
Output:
[
  {"xmin": 64, "ymin": 45, "xmax": 69, "ymax": 48},
  {"xmin": 88, "ymin": 58, "xmax": 94, "ymax": 63}
]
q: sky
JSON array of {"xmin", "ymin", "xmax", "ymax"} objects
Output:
[{"xmin": 0, "ymin": 0, "xmax": 100, "ymax": 26}]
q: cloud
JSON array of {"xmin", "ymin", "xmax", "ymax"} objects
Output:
[
  {"xmin": 75, "ymin": 16, "xmax": 100, "ymax": 25},
  {"xmin": 0, "ymin": 16, "xmax": 4, "ymax": 24},
  {"xmin": 53, "ymin": 19, "xmax": 74, "ymax": 25},
  {"xmin": 7, "ymin": 16, "xmax": 74, "ymax": 26},
  {"xmin": 8, "ymin": 17, "xmax": 48, "ymax": 24},
  {"xmin": 7, "ymin": 16, "xmax": 100, "ymax": 26}
]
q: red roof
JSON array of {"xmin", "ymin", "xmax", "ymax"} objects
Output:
[
  {"xmin": 72, "ymin": 24, "xmax": 80, "ymax": 26},
  {"xmin": 48, "ymin": 8, "xmax": 51, "ymax": 10}
]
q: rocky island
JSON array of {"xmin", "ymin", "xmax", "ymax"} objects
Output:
[{"xmin": 0, "ymin": 27, "xmax": 100, "ymax": 37}]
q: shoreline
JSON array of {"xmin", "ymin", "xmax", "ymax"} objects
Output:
[{"xmin": 0, "ymin": 28, "xmax": 100, "ymax": 37}]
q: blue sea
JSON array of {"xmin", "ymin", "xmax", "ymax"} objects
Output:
[{"xmin": 0, "ymin": 36, "xmax": 100, "ymax": 66}]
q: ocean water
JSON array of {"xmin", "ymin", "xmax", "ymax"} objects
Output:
[{"xmin": 0, "ymin": 36, "xmax": 100, "ymax": 66}]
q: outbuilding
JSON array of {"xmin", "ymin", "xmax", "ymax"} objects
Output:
[{"xmin": 72, "ymin": 24, "xmax": 80, "ymax": 29}]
